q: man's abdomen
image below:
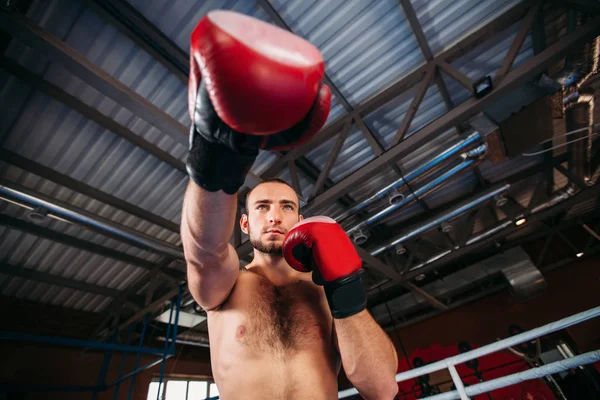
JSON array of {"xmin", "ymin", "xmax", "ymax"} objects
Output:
[{"xmin": 212, "ymin": 351, "xmax": 339, "ymax": 400}]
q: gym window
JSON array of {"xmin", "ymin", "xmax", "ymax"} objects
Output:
[{"xmin": 147, "ymin": 378, "xmax": 219, "ymax": 400}]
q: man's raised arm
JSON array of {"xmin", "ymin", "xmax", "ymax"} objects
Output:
[{"xmin": 180, "ymin": 11, "xmax": 332, "ymax": 309}]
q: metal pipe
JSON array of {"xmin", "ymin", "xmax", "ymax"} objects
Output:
[
  {"xmin": 349, "ymin": 159, "xmax": 478, "ymax": 238},
  {"xmin": 335, "ymin": 132, "xmax": 482, "ymax": 223},
  {"xmin": 0, "ymin": 181, "xmax": 184, "ymax": 259},
  {"xmin": 530, "ymin": 185, "xmax": 577, "ymax": 214},
  {"xmin": 0, "ymin": 331, "xmax": 176, "ymax": 356},
  {"xmin": 583, "ymin": 223, "xmax": 600, "ymax": 241},
  {"xmin": 338, "ymin": 306, "xmax": 600, "ymax": 398},
  {"xmin": 370, "ymin": 183, "xmax": 510, "ymax": 256},
  {"xmin": 464, "ymin": 220, "xmax": 514, "ymax": 246},
  {"xmin": 421, "ymin": 350, "xmax": 600, "ymax": 400}
]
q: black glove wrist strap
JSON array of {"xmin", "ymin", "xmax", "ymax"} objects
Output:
[
  {"xmin": 186, "ymin": 127, "xmax": 258, "ymax": 195},
  {"xmin": 323, "ymin": 270, "xmax": 367, "ymax": 319}
]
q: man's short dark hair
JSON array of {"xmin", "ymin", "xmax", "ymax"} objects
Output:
[{"xmin": 244, "ymin": 178, "xmax": 299, "ymax": 213}]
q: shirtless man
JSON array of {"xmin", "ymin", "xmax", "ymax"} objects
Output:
[{"xmin": 181, "ymin": 11, "xmax": 399, "ymax": 400}]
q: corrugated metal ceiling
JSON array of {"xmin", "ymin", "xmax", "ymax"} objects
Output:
[{"xmin": 1, "ymin": 0, "xmax": 596, "ymax": 319}]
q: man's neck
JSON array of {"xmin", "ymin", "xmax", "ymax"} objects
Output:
[{"xmin": 247, "ymin": 251, "xmax": 301, "ymax": 285}]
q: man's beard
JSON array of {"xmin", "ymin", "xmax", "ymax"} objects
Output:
[{"xmin": 248, "ymin": 225, "xmax": 283, "ymax": 255}]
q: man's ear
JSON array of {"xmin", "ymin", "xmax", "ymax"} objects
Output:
[
  {"xmin": 298, "ymin": 214, "xmax": 304, "ymax": 222},
  {"xmin": 240, "ymin": 214, "xmax": 249, "ymax": 234}
]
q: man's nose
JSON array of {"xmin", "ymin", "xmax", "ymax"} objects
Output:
[{"xmin": 267, "ymin": 208, "xmax": 282, "ymax": 224}]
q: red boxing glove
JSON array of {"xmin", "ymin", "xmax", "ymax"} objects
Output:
[
  {"xmin": 187, "ymin": 10, "xmax": 331, "ymax": 194},
  {"xmin": 190, "ymin": 10, "xmax": 326, "ymax": 134},
  {"xmin": 283, "ymin": 216, "xmax": 367, "ymax": 318}
]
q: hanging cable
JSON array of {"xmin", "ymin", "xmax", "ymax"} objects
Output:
[
  {"xmin": 522, "ymin": 132, "xmax": 600, "ymax": 156},
  {"xmin": 378, "ymin": 285, "xmax": 413, "ymax": 400},
  {"xmin": 521, "ymin": 122, "xmax": 600, "ymax": 156},
  {"xmin": 378, "ymin": 285, "xmax": 412, "ymax": 369}
]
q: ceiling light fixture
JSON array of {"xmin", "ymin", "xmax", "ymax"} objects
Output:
[{"xmin": 515, "ymin": 218, "xmax": 527, "ymax": 226}]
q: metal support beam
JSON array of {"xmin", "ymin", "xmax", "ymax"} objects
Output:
[
  {"xmin": 88, "ymin": 0, "xmax": 339, "ymax": 196},
  {"xmin": 403, "ymin": 184, "xmax": 600, "ymax": 282},
  {"xmin": 107, "ymin": 286, "xmax": 181, "ymax": 338},
  {"xmin": 392, "ymin": 65, "xmax": 436, "ymax": 146},
  {"xmin": 438, "ymin": 61, "xmax": 476, "ymax": 94},
  {"xmin": 290, "ymin": 156, "xmax": 357, "ymax": 209},
  {"xmin": 553, "ymin": 161, "xmax": 589, "ymax": 190},
  {"xmin": 435, "ymin": 70, "xmax": 456, "ymax": 109},
  {"xmin": 583, "ymin": 220, "xmax": 600, "ymax": 252},
  {"xmin": 84, "ymin": 0, "xmax": 188, "ymax": 82},
  {"xmin": 495, "ymin": 4, "xmax": 541, "ymax": 84},
  {"xmin": 301, "ymin": 16, "xmax": 600, "ymax": 215},
  {"xmin": 262, "ymin": 0, "xmax": 538, "ymax": 176},
  {"xmin": 354, "ymin": 114, "xmax": 384, "ymax": 156},
  {"xmin": 0, "ymin": 262, "xmax": 122, "ymax": 298},
  {"xmin": 310, "ymin": 122, "xmax": 352, "ymax": 199},
  {"xmin": 0, "ymin": 148, "xmax": 180, "ymax": 234},
  {"xmin": 355, "ymin": 246, "xmax": 448, "ymax": 310},
  {"xmin": 288, "ymin": 160, "xmax": 302, "ymax": 198},
  {"xmin": 0, "ymin": 12, "xmax": 188, "ymax": 147},
  {"xmin": 0, "ymin": 180, "xmax": 185, "ymax": 258},
  {"xmin": 90, "ymin": 258, "xmax": 174, "ymax": 339},
  {"xmin": 458, "ymin": 210, "xmax": 479, "ymax": 247},
  {"xmin": 0, "ymin": 214, "xmax": 157, "ymax": 269},
  {"xmin": 259, "ymin": 1, "xmax": 534, "ymax": 180},
  {"xmin": 0, "ymin": 56, "xmax": 188, "ymax": 173},
  {"xmin": 399, "ymin": 0, "xmax": 456, "ymax": 109},
  {"xmin": 256, "ymin": 0, "xmax": 389, "ymax": 185}
]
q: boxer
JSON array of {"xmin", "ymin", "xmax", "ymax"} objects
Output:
[{"xmin": 180, "ymin": 10, "xmax": 398, "ymax": 400}]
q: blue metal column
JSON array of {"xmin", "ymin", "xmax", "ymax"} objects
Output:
[
  {"xmin": 156, "ymin": 296, "xmax": 176, "ymax": 400},
  {"xmin": 112, "ymin": 322, "xmax": 136, "ymax": 399},
  {"xmin": 95, "ymin": 325, "xmax": 119, "ymax": 398},
  {"xmin": 127, "ymin": 313, "xmax": 150, "ymax": 400}
]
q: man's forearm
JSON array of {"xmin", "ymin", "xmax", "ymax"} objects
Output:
[
  {"xmin": 335, "ymin": 309, "xmax": 398, "ymax": 400},
  {"xmin": 181, "ymin": 181, "xmax": 238, "ymax": 255}
]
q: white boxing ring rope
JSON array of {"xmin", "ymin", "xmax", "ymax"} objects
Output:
[
  {"xmin": 338, "ymin": 306, "xmax": 600, "ymax": 399},
  {"xmin": 424, "ymin": 351, "xmax": 600, "ymax": 400}
]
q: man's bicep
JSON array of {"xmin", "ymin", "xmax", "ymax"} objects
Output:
[{"xmin": 187, "ymin": 243, "xmax": 240, "ymax": 311}]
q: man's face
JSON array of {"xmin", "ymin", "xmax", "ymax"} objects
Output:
[{"xmin": 241, "ymin": 182, "xmax": 302, "ymax": 255}]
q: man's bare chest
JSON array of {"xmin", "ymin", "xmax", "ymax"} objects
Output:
[{"xmin": 213, "ymin": 273, "xmax": 333, "ymax": 355}]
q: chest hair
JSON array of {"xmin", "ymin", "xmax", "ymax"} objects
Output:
[{"xmin": 243, "ymin": 278, "xmax": 329, "ymax": 355}]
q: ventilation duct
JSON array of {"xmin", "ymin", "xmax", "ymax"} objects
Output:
[
  {"xmin": 370, "ymin": 247, "xmax": 543, "ymax": 327},
  {"xmin": 500, "ymin": 256, "xmax": 547, "ymax": 301},
  {"xmin": 566, "ymin": 89, "xmax": 595, "ymax": 186}
]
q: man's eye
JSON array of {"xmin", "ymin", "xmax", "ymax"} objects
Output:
[
  {"xmin": 257, "ymin": 205, "xmax": 267, "ymax": 210},
  {"xmin": 284, "ymin": 205, "xmax": 293, "ymax": 210}
]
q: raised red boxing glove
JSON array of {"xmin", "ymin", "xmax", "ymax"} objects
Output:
[
  {"xmin": 190, "ymin": 10, "xmax": 325, "ymax": 134},
  {"xmin": 283, "ymin": 216, "xmax": 367, "ymax": 318},
  {"xmin": 187, "ymin": 11, "xmax": 331, "ymax": 194}
]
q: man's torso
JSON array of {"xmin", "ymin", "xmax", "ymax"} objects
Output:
[{"xmin": 207, "ymin": 269, "xmax": 340, "ymax": 399}]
